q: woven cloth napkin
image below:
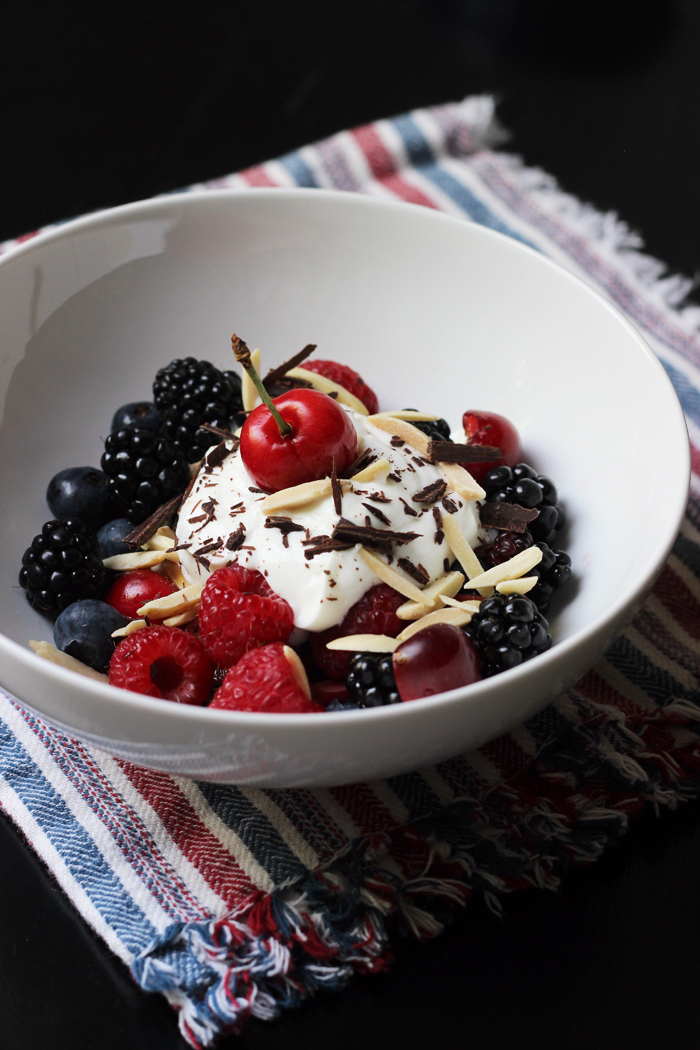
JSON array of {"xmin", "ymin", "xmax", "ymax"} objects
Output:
[{"xmin": 1, "ymin": 96, "xmax": 699, "ymax": 1048}]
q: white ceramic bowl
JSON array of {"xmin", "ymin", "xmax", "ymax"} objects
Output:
[{"xmin": 0, "ymin": 190, "xmax": 689, "ymax": 786}]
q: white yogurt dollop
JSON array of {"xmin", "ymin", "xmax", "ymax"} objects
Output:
[{"xmin": 176, "ymin": 410, "xmax": 484, "ymax": 632}]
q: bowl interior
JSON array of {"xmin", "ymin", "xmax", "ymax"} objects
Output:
[{"xmin": 0, "ymin": 190, "xmax": 687, "ymax": 708}]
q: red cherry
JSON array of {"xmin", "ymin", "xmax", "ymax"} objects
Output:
[
  {"xmin": 240, "ymin": 388, "xmax": 359, "ymax": 493},
  {"xmin": 392, "ymin": 623, "xmax": 482, "ymax": 701},
  {"xmin": 462, "ymin": 410, "xmax": 522, "ymax": 483},
  {"xmin": 105, "ymin": 569, "xmax": 178, "ymax": 620}
]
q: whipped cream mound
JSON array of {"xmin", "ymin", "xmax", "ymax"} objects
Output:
[{"xmin": 176, "ymin": 410, "xmax": 487, "ymax": 632}]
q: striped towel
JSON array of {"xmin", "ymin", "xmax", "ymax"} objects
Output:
[{"xmin": 2, "ymin": 96, "xmax": 699, "ymax": 1048}]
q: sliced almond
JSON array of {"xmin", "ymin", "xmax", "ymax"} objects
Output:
[
  {"xmin": 396, "ymin": 570, "xmax": 465, "ymax": 620},
  {"xmin": 350, "ymin": 457, "xmax": 391, "ymax": 483},
  {"xmin": 496, "ymin": 576, "xmax": 538, "ymax": 596},
  {"xmin": 111, "ymin": 619, "xmax": 148, "ymax": 638},
  {"xmin": 163, "ymin": 607, "xmax": 200, "ymax": 627},
  {"xmin": 29, "ymin": 640, "xmax": 109, "ymax": 683},
  {"xmin": 358, "ymin": 547, "xmax": 426, "ymax": 603},
  {"xmin": 137, "ymin": 582, "xmax": 203, "ymax": 619},
  {"xmin": 103, "ymin": 550, "xmax": 167, "ymax": 571},
  {"xmin": 162, "ymin": 558, "xmax": 188, "ymax": 590},
  {"xmin": 326, "ymin": 634, "xmax": 399, "ymax": 653},
  {"xmin": 366, "ymin": 415, "xmax": 430, "ymax": 455},
  {"xmin": 145, "ymin": 533, "xmax": 176, "ymax": 552},
  {"xmin": 396, "ymin": 606, "xmax": 474, "ymax": 642},
  {"xmin": 439, "ymin": 461, "xmax": 486, "ymax": 501},
  {"xmin": 465, "ymin": 546, "xmax": 543, "ymax": 591},
  {"xmin": 283, "ymin": 645, "xmax": 312, "ymax": 700},
  {"xmin": 242, "ymin": 347, "xmax": 261, "ymax": 411},
  {"xmin": 261, "ymin": 476, "xmax": 351, "ymax": 513},
  {"xmin": 286, "ymin": 367, "xmax": 369, "ymax": 416},
  {"xmin": 441, "ymin": 597, "xmax": 481, "ymax": 614},
  {"xmin": 440, "ymin": 514, "xmax": 491, "ymax": 596},
  {"xmin": 370, "ymin": 410, "xmax": 441, "ymax": 422}
]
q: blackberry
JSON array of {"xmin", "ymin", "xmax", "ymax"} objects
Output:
[
  {"xmin": 153, "ymin": 357, "xmax": 243, "ymax": 462},
  {"xmin": 346, "ymin": 652, "xmax": 401, "ymax": 707},
  {"xmin": 526, "ymin": 543, "xmax": 573, "ymax": 614},
  {"xmin": 19, "ymin": 519, "xmax": 106, "ymax": 618},
  {"xmin": 101, "ymin": 425, "xmax": 190, "ymax": 524},
  {"xmin": 402, "ymin": 408, "xmax": 452, "ymax": 444},
  {"xmin": 482, "ymin": 462, "xmax": 565, "ymax": 545},
  {"xmin": 465, "ymin": 595, "xmax": 552, "ymax": 676},
  {"xmin": 475, "ymin": 529, "xmax": 533, "ymax": 569}
]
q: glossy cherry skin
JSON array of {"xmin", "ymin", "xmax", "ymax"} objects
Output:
[
  {"xmin": 462, "ymin": 410, "xmax": 523, "ymax": 483},
  {"xmin": 240, "ymin": 388, "xmax": 359, "ymax": 493},
  {"xmin": 105, "ymin": 569, "xmax": 178, "ymax": 620},
  {"xmin": 392, "ymin": 623, "xmax": 482, "ymax": 702}
]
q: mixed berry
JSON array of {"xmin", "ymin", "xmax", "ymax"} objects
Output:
[{"xmin": 19, "ymin": 338, "xmax": 574, "ymax": 708}]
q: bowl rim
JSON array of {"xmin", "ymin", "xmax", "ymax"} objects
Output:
[{"xmin": 0, "ymin": 186, "xmax": 691, "ymax": 727}]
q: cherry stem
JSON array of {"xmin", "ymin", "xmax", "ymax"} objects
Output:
[{"xmin": 231, "ymin": 334, "xmax": 293, "ymax": 438}]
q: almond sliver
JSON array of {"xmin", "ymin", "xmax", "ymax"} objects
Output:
[
  {"xmin": 358, "ymin": 547, "xmax": 426, "ymax": 603},
  {"xmin": 496, "ymin": 576, "xmax": 538, "ymax": 596},
  {"xmin": 261, "ymin": 477, "xmax": 350, "ymax": 513},
  {"xmin": 465, "ymin": 547, "xmax": 543, "ymax": 590},
  {"xmin": 396, "ymin": 606, "xmax": 474, "ymax": 642},
  {"xmin": 29, "ymin": 640, "xmax": 109, "ymax": 683},
  {"xmin": 370, "ymin": 411, "xmax": 441, "ymax": 422},
  {"xmin": 111, "ymin": 619, "xmax": 149, "ymax": 638},
  {"xmin": 163, "ymin": 608, "xmax": 200, "ymax": 627},
  {"xmin": 396, "ymin": 570, "xmax": 465, "ymax": 620},
  {"xmin": 242, "ymin": 347, "xmax": 261, "ymax": 412},
  {"xmin": 441, "ymin": 597, "xmax": 481, "ymax": 614},
  {"xmin": 144, "ymin": 533, "xmax": 177, "ymax": 552},
  {"xmin": 351, "ymin": 458, "xmax": 391, "ymax": 483},
  {"xmin": 365, "ymin": 415, "xmax": 430, "ymax": 455},
  {"xmin": 103, "ymin": 550, "xmax": 167, "ymax": 571},
  {"xmin": 137, "ymin": 583, "xmax": 203, "ymax": 619},
  {"xmin": 440, "ymin": 514, "xmax": 491, "ymax": 596},
  {"xmin": 326, "ymin": 634, "xmax": 399, "ymax": 653},
  {"xmin": 283, "ymin": 645, "xmax": 312, "ymax": 700},
  {"xmin": 439, "ymin": 461, "xmax": 485, "ymax": 501},
  {"xmin": 162, "ymin": 558, "xmax": 188, "ymax": 590},
  {"xmin": 286, "ymin": 367, "xmax": 369, "ymax": 416}
]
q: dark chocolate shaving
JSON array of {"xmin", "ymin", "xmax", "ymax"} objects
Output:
[
  {"xmin": 191, "ymin": 498, "xmax": 217, "ymax": 532},
  {"xmin": 432, "ymin": 505, "xmax": 445, "ymax": 545},
  {"xmin": 387, "ymin": 471, "xmax": 402, "ymax": 483},
  {"xmin": 343, "ymin": 447, "xmax": 377, "ymax": 478},
  {"xmin": 332, "ymin": 519, "xmax": 420, "ymax": 551},
  {"xmin": 397, "ymin": 558, "xmax": 430, "ymax": 586},
  {"xmin": 200, "ymin": 423, "xmax": 238, "ymax": 445},
  {"xmin": 264, "ymin": 374, "xmax": 314, "ymax": 398},
  {"xmin": 263, "ymin": 344, "xmax": 317, "ymax": 387},
  {"xmin": 194, "ymin": 539, "xmax": 223, "ymax": 557},
  {"xmin": 399, "ymin": 497, "xmax": 418, "ymax": 517},
  {"xmin": 441, "ymin": 497, "xmax": 458, "ymax": 514},
  {"xmin": 427, "ymin": 441, "xmax": 502, "ymax": 464},
  {"xmin": 225, "ymin": 525, "xmax": 247, "ymax": 551},
  {"xmin": 248, "ymin": 487, "xmax": 267, "ymax": 495},
  {"xmin": 331, "ymin": 465, "xmax": 343, "ymax": 517},
  {"xmin": 412, "ymin": 479, "xmax": 448, "ymax": 505},
  {"xmin": 204, "ymin": 441, "xmax": 234, "ymax": 472},
  {"xmin": 124, "ymin": 495, "xmax": 182, "ymax": 549},
  {"xmin": 390, "ymin": 436, "xmax": 405, "ymax": 448},
  {"xmin": 303, "ymin": 536, "xmax": 355, "ymax": 559},
  {"xmin": 361, "ymin": 501, "xmax": 391, "ymax": 526},
  {"xmin": 366, "ymin": 492, "xmax": 391, "ymax": 503},
  {"xmin": 195, "ymin": 555, "xmax": 210, "ymax": 570},
  {"xmin": 265, "ymin": 516, "xmax": 305, "ymax": 548},
  {"xmin": 478, "ymin": 502, "xmax": 540, "ymax": 533}
]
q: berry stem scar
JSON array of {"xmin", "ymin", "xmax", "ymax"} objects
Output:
[{"xmin": 231, "ymin": 334, "xmax": 293, "ymax": 438}]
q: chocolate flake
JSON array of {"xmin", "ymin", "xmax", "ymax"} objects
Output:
[
  {"xmin": 397, "ymin": 558, "xmax": 430, "ymax": 586},
  {"xmin": 427, "ymin": 441, "xmax": 503, "ymax": 464},
  {"xmin": 332, "ymin": 519, "xmax": 420, "ymax": 552},
  {"xmin": 387, "ymin": 471, "xmax": 402, "ymax": 483},
  {"xmin": 248, "ymin": 486, "xmax": 266, "ymax": 495},
  {"xmin": 367, "ymin": 492, "xmax": 391, "ymax": 503},
  {"xmin": 204, "ymin": 440, "xmax": 235, "ymax": 472},
  {"xmin": 390, "ymin": 435, "xmax": 405, "ymax": 448},
  {"xmin": 264, "ymin": 374, "xmax": 314, "ymax": 398},
  {"xmin": 194, "ymin": 538, "xmax": 223, "ymax": 557},
  {"xmin": 331, "ymin": 464, "xmax": 343, "ymax": 516},
  {"xmin": 124, "ymin": 495, "xmax": 182, "ymax": 549},
  {"xmin": 263, "ymin": 344, "xmax": 317, "ymax": 387},
  {"xmin": 265, "ymin": 515, "xmax": 305, "ymax": 549},
  {"xmin": 343, "ymin": 446, "xmax": 377, "ymax": 478},
  {"xmin": 225, "ymin": 524, "xmax": 247, "ymax": 551},
  {"xmin": 412, "ymin": 479, "xmax": 448, "ymax": 505},
  {"xmin": 195, "ymin": 555, "xmax": 210, "ymax": 570},
  {"xmin": 441, "ymin": 497, "xmax": 458, "ymax": 514},
  {"xmin": 479, "ymin": 502, "xmax": 540, "ymax": 533},
  {"xmin": 303, "ymin": 535, "xmax": 356, "ymax": 560},
  {"xmin": 432, "ymin": 505, "xmax": 445, "ymax": 545},
  {"xmin": 361, "ymin": 501, "xmax": 391, "ymax": 526},
  {"xmin": 444, "ymin": 557, "xmax": 451, "ymax": 573},
  {"xmin": 399, "ymin": 496, "xmax": 418, "ymax": 517}
]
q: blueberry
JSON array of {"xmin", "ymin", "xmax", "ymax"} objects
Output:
[
  {"xmin": 111, "ymin": 401, "xmax": 160, "ymax": 432},
  {"xmin": 96, "ymin": 518, "xmax": 134, "ymax": 558},
  {"xmin": 53, "ymin": 600, "xmax": 128, "ymax": 671},
  {"xmin": 46, "ymin": 467, "xmax": 115, "ymax": 530}
]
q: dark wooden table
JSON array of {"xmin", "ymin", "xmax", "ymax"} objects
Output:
[{"xmin": 2, "ymin": 3, "xmax": 700, "ymax": 1047}]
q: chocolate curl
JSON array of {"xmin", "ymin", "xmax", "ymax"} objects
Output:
[{"xmin": 427, "ymin": 441, "xmax": 503, "ymax": 464}]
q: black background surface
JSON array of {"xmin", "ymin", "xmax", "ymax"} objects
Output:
[{"xmin": 2, "ymin": 2, "xmax": 700, "ymax": 1048}]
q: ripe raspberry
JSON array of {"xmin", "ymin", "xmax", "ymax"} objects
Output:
[
  {"xmin": 310, "ymin": 584, "xmax": 405, "ymax": 678},
  {"xmin": 210, "ymin": 644, "xmax": 324, "ymax": 713},
  {"xmin": 198, "ymin": 564, "xmax": 295, "ymax": 669},
  {"xmin": 304, "ymin": 359, "xmax": 379, "ymax": 415},
  {"xmin": 109, "ymin": 626, "xmax": 213, "ymax": 705}
]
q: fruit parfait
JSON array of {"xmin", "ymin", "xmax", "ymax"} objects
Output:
[{"xmin": 20, "ymin": 335, "xmax": 572, "ymax": 713}]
